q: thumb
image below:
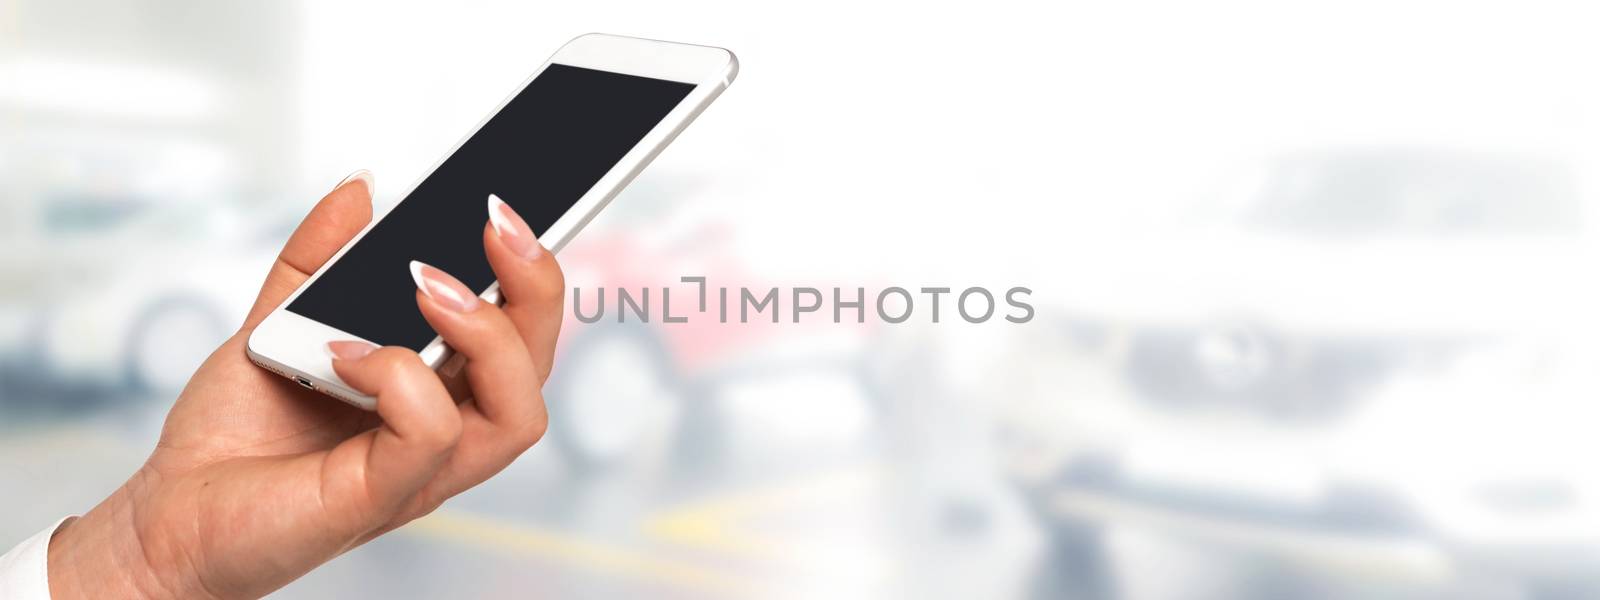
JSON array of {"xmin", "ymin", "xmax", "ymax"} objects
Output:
[{"xmin": 242, "ymin": 171, "xmax": 375, "ymax": 331}]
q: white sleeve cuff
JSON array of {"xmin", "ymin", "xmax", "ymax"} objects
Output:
[{"xmin": 0, "ymin": 516, "xmax": 77, "ymax": 600}]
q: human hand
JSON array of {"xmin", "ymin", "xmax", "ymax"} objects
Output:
[{"xmin": 45, "ymin": 172, "xmax": 564, "ymax": 599}]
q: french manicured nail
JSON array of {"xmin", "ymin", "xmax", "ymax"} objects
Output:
[
  {"xmin": 409, "ymin": 260, "xmax": 481, "ymax": 312},
  {"xmin": 325, "ymin": 340, "xmax": 378, "ymax": 360},
  {"xmin": 487, "ymin": 194, "xmax": 545, "ymax": 260},
  {"xmin": 336, "ymin": 169, "xmax": 374, "ymax": 195}
]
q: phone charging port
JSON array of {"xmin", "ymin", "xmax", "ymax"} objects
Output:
[{"xmin": 293, "ymin": 376, "xmax": 315, "ymax": 389}]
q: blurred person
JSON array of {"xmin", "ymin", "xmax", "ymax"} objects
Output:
[{"xmin": 0, "ymin": 171, "xmax": 565, "ymax": 599}]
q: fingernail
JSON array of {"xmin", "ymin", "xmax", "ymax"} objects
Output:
[
  {"xmin": 487, "ymin": 194, "xmax": 545, "ymax": 260},
  {"xmin": 336, "ymin": 169, "xmax": 374, "ymax": 195},
  {"xmin": 409, "ymin": 260, "xmax": 481, "ymax": 312},
  {"xmin": 325, "ymin": 340, "xmax": 378, "ymax": 360}
]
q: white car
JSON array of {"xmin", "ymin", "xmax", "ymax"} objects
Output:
[
  {"xmin": 2, "ymin": 202, "xmax": 285, "ymax": 401},
  {"xmin": 987, "ymin": 149, "xmax": 1600, "ymax": 597}
]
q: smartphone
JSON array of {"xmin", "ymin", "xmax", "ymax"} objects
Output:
[{"xmin": 248, "ymin": 33, "xmax": 737, "ymax": 409}]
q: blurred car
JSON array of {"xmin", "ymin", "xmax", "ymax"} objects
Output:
[
  {"xmin": 987, "ymin": 149, "xmax": 1600, "ymax": 597},
  {"xmin": 0, "ymin": 2, "xmax": 296, "ymax": 408},
  {"xmin": 0, "ymin": 198, "xmax": 285, "ymax": 404}
]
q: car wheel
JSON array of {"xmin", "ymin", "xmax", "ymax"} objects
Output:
[
  {"xmin": 123, "ymin": 295, "xmax": 229, "ymax": 394},
  {"xmin": 546, "ymin": 323, "xmax": 685, "ymax": 475}
]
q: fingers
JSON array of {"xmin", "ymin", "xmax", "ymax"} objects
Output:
[
  {"xmin": 244, "ymin": 171, "xmax": 375, "ymax": 330},
  {"xmin": 400, "ymin": 260, "xmax": 547, "ymax": 507},
  {"xmin": 483, "ymin": 194, "xmax": 566, "ymax": 382},
  {"xmin": 409, "ymin": 261, "xmax": 543, "ymax": 430},
  {"xmin": 320, "ymin": 194, "xmax": 564, "ymax": 527},
  {"xmin": 324, "ymin": 343, "xmax": 461, "ymax": 521},
  {"xmin": 402, "ymin": 193, "xmax": 565, "ymax": 502}
]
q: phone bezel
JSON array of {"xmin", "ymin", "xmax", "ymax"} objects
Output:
[{"xmin": 247, "ymin": 33, "xmax": 737, "ymax": 409}]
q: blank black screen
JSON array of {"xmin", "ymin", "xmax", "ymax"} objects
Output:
[{"xmin": 289, "ymin": 64, "xmax": 696, "ymax": 350}]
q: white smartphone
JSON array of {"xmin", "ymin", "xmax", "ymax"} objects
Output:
[{"xmin": 248, "ymin": 33, "xmax": 737, "ymax": 410}]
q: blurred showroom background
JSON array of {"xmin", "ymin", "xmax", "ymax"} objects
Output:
[{"xmin": 8, "ymin": 0, "xmax": 1600, "ymax": 598}]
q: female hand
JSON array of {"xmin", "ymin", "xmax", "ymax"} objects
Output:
[{"xmin": 45, "ymin": 172, "xmax": 564, "ymax": 599}]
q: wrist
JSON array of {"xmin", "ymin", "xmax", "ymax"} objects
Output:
[{"xmin": 47, "ymin": 469, "xmax": 180, "ymax": 599}]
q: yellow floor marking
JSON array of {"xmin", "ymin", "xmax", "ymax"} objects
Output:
[
  {"xmin": 406, "ymin": 509, "xmax": 760, "ymax": 596},
  {"xmin": 404, "ymin": 465, "xmax": 888, "ymax": 595},
  {"xmin": 644, "ymin": 465, "xmax": 882, "ymax": 558}
]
